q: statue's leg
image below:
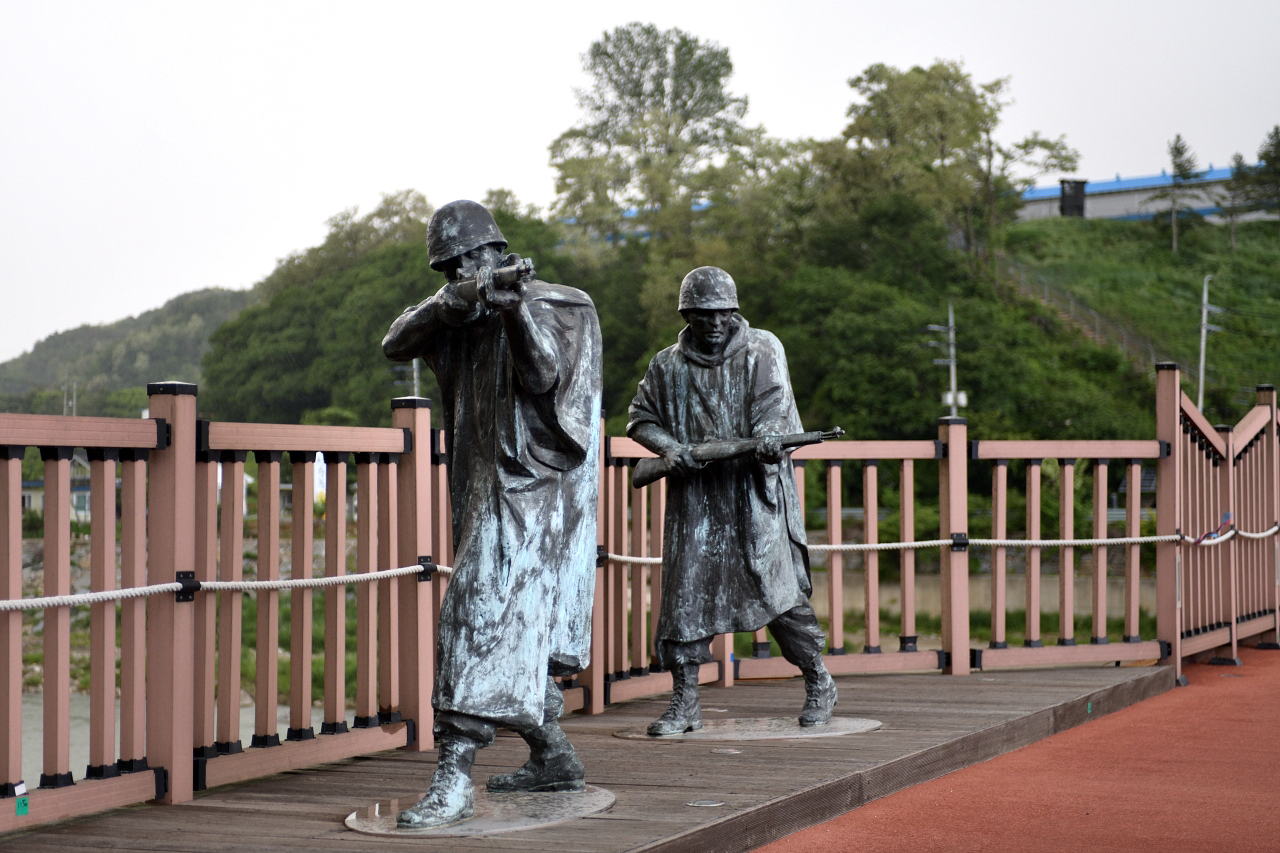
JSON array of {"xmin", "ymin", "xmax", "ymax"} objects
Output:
[
  {"xmin": 771, "ymin": 604, "xmax": 837, "ymax": 726},
  {"xmin": 486, "ymin": 676, "xmax": 586, "ymax": 793},
  {"xmin": 397, "ymin": 713, "xmax": 494, "ymax": 829},
  {"xmin": 647, "ymin": 638, "xmax": 710, "ymax": 736}
]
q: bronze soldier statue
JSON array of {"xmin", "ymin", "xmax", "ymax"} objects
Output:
[
  {"xmin": 628, "ymin": 266, "xmax": 837, "ymax": 736},
  {"xmin": 383, "ymin": 200, "xmax": 602, "ymax": 827}
]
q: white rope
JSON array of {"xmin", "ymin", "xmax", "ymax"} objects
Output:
[
  {"xmin": 1185, "ymin": 529, "xmax": 1235, "ymax": 547},
  {"xmin": 1233, "ymin": 524, "xmax": 1280, "ymax": 540},
  {"xmin": 0, "ymin": 583, "xmax": 182, "ymax": 612},
  {"xmin": 809, "ymin": 539, "xmax": 953, "ymax": 553},
  {"xmin": 0, "ymin": 563, "xmax": 454, "ymax": 612},
  {"xmin": 970, "ymin": 534, "xmax": 1184, "ymax": 548},
  {"xmin": 604, "ymin": 554, "xmax": 663, "ymax": 565}
]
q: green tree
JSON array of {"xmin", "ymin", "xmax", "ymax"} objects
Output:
[
  {"xmin": 835, "ymin": 60, "xmax": 1075, "ymax": 262},
  {"xmin": 1208, "ymin": 153, "xmax": 1255, "ymax": 251},
  {"xmin": 551, "ymin": 23, "xmax": 752, "ymax": 343},
  {"xmin": 972, "ymin": 78, "xmax": 1078, "ymax": 260},
  {"xmin": 1248, "ymin": 125, "xmax": 1280, "ymax": 240},
  {"xmin": 551, "ymin": 23, "xmax": 749, "ymax": 239},
  {"xmin": 1147, "ymin": 134, "xmax": 1206, "ymax": 254}
]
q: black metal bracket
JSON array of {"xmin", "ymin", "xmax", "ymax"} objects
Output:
[
  {"xmin": 951, "ymin": 533, "xmax": 969, "ymax": 551},
  {"xmin": 969, "ymin": 648, "xmax": 983, "ymax": 670},
  {"xmin": 1158, "ymin": 640, "xmax": 1173, "ymax": 660},
  {"xmin": 153, "ymin": 767, "xmax": 168, "ymax": 801},
  {"xmin": 156, "ymin": 417, "xmax": 172, "ymax": 449},
  {"xmin": 175, "ymin": 571, "xmax": 199, "ymax": 602},
  {"xmin": 863, "ymin": 645, "xmax": 882, "ymax": 654},
  {"xmin": 596, "ymin": 545, "xmax": 607, "ymax": 568},
  {"xmin": 250, "ymin": 733, "xmax": 281, "ymax": 748},
  {"xmin": 404, "ymin": 718, "xmax": 418, "ymax": 748},
  {"xmin": 899, "ymin": 635, "xmax": 918, "ymax": 652},
  {"xmin": 936, "ymin": 649, "xmax": 951, "ymax": 670},
  {"xmin": 417, "ymin": 556, "xmax": 436, "ymax": 582},
  {"xmin": 320, "ymin": 720, "xmax": 349, "ymax": 735}
]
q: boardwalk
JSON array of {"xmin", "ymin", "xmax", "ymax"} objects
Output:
[{"xmin": 0, "ymin": 664, "xmax": 1170, "ymax": 853}]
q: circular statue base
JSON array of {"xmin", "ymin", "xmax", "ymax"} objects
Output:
[
  {"xmin": 614, "ymin": 716, "xmax": 882, "ymax": 741},
  {"xmin": 346, "ymin": 785, "xmax": 615, "ymax": 837}
]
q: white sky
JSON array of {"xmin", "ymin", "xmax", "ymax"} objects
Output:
[{"xmin": 2, "ymin": 0, "xmax": 1277, "ymax": 363}]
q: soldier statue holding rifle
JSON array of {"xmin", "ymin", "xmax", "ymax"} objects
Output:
[
  {"xmin": 383, "ymin": 200, "xmax": 602, "ymax": 828},
  {"xmin": 627, "ymin": 265, "xmax": 839, "ymax": 736}
]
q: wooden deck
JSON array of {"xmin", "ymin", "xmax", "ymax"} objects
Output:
[{"xmin": 0, "ymin": 664, "xmax": 1172, "ymax": 853}]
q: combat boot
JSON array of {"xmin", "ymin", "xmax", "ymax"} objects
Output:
[
  {"xmin": 798, "ymin": 658, "xmax": 837, "ymax": 726},
  {"xmin": 486, "ymin": 719, "xmax": 586, "ymax": 793},
  {"xmin": 647, "ymin": 662, "xmax": 702, "ymax": 736},
  {"xmin": 397, "ymin": 736, "xmax": 478, "ymax": 829}
]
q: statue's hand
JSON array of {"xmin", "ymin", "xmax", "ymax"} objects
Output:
[
  {"xmin": 664, "ymin": 444, "xmax": 704, "ymax": 477},
  {"xmin": 480, "ymin": 264, "xmax": 525, "ymax": 312},
  {"xmin": 437, "ymin": 284, "xmax": 479, "ymax": 326},
  {"xmin": 755, "ymin": 436, "xmax": 783, "ymax": 464}
]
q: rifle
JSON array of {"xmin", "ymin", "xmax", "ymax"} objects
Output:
[
  {"xmin": 453, "ymin": 256, "xmax": 535, "ymax": 303},
  {"xmin": 631, "ymin": 427, "xmax": 844, "ymax": 489}
]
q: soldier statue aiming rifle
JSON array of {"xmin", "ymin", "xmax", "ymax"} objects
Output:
[{"xmin": 628, "ymin": 266, "xmax": 839, "ymax": 736}]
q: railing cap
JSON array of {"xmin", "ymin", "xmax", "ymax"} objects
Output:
[
  {"xmin": 147, "ymin": 381, "xmax": 198, "ymax": 396},
  {"xmin": 1155, "ymin": 362, "xmax": 1179, "ymax": 372},
  {"xmin": 391, "ymin": 396, "xmax": 431, "ymax": 410}
]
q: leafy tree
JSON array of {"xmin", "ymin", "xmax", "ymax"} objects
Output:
[
  {"xmin": 551, "ymin": 23, "xmax": 749, "ymax": 238},
  {"xmin": 1207, "ymin": 153, "xmax": 1255, "ymax": 251},
  {"xmin": 834, "ymin": 60, "xmax": 1076, "ymax": 262},
  {"xmin": 1147, "ymin": 134, "xmax": 1206, "ymax": 254},
  {"xmin": 972, "ymin": 78, "xmax": 1078, "ymax": 260},
  {"xmin": 841, "ymin": 60, "xmax": 984, "ymax": 230},
  {"xmin": 1248, "ymin": 125, "xmax": 1280, "ymax": 240},
  {"xmin": 550, "ymin": 23, "xmax": 752, "ymax": 343}
]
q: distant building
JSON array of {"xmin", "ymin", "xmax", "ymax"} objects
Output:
[{"xmin": 1019, "ymin": 166, "xmax": 1272, "ymax": 223}]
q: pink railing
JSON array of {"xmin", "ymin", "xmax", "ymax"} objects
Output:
[{"xmin": 2, "ymin": 364, "xmax": 1278, "ymax": 829}]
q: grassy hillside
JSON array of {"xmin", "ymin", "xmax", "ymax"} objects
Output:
[
  {"xmin": 1002, "ymin": 217, "xmax": 1280, "ymax": 422},
  {"xmin": 0, "ymin": 287, "xmax": 256, "ymax": 415}
]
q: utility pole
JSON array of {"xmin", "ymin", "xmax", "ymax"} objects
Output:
[
  {"xmin": 1197, "ymin": 275, "xmax": 1222, "ymax": 411},
  {"xmin": 928, "ymin": 303, "xmax": 966, "ymax": 417}
]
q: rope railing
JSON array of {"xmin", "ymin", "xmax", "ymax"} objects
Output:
[
  {"xmin": 0, "ymin": 562, "xmax": 454, "ymax": 612},
  {"xmin": 600, "ymin": 524, "xmax": 1280, "ymax": 563},
  {"xmin": 7, "ymin": 522, "xmax": 1278, "ymax": 610}
]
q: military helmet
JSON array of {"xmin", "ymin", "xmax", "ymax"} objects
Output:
[
  {"xmin": 426, "ymin": 200, "xmax": 507, "ymax": 271},
  {"xmin": 678, "ymin": 266, "xmax": 739, "ymax": 312}
]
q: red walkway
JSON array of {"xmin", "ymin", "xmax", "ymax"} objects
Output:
[{"xmin": 760, "ymin": 646, "xmax": 1280, "ymax": 853}]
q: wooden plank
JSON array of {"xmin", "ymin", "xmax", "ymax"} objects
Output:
[
  {"xmin": 202, "ymin": 724, "xmax": 410, "ymax": 790},
  {"xmin": 0, "ymin": 667, "xmax": 1173, "ymax": 853},
  {"xmin": 971, "ymin": 439, "xmax": 1162, "ymax": 461},
  {"xmin": 204, "ymin": 422, "xmax": 407, "ymax": 454},
  {"xmin": 978, "ymin": 641, "xmax": 1161, "ymax": 668},
  {"xmin": 0, "ymin": 414, "xmax": 161, "ymax": 448}
]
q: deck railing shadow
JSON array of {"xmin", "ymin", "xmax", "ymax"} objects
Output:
[{"xmin": 2, "ymin": 364, "xmax": 1278, "ymax": 830}]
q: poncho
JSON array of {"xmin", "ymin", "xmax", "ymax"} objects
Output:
[{"xmin": 627, "ymin": 314, "xmax": 810, "ymax": 644}]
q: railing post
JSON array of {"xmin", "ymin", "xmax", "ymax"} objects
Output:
[
  {"xmin": 1155, "ymin": 364, "xmax": 1185, "ymax": 684},
  {"xmin": 393, "ymin": 397, "xmax": 434, "ymax": 750},
  {"xmin": 1, "ymin": 448, "xmax": 23, "ymax": 794},
  {"xmin": 1217, "ymin": 426, "xmax": 1240, "ymax": 663},
  {"xmin": 582, "ymin": 416, "xmax": 607, "ymax": 714},
  {"xmin": 1259, "ymin": 385, "xmax": 1280, "ymax": 648},
  {"xmin": 938, "ymin": 417, "xmax": 970, "ymax": 675},
  {"xmin": 146, "ymin": 381, "xmax": 198, "ymax": 803},
  {"xmin": 826, "ymin": 462, "xmax": 845, "ymax": 654},
  {"xmin": 1058, "ymin": 459, "xmax": 1076, "ymax": 645}
]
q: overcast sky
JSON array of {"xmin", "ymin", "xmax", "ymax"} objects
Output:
[{"xmin": 2, "ymin": 0, "xmax": 1277, "ymax": 364}]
